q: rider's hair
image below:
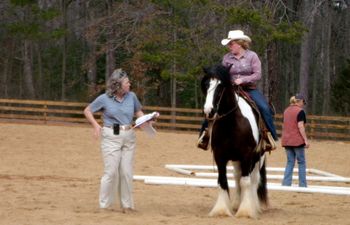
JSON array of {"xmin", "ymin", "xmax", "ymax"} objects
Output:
[{"xmin": 229, "ymin": 39, "xmax": 250, "ymax": 50}]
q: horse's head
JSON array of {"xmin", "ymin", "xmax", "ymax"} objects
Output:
[{"xmin": 201, "ymin": 64, "xmax": 232, "ymax": 118}]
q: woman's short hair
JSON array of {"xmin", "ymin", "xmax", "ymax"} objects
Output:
[
  {"xmin": 232, "ymin": 39, "xmax": 250, "ymax": 50},
  {"xmin": 289, "ymin": 96, "xmax": 303, "ymax": 104},
  {"xmin": 106, "ymin": 68, "xmax": 128, "ymax": 97},
  {"xmin": 290, "ymin": 93, "xmax": 306, "ymax": 105}
]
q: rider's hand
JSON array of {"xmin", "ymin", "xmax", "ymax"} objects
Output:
[{"xmin": 234, "ymin": 78, "xmax": 243, "ymax": 85}]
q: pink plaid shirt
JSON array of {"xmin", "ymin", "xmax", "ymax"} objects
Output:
[{"xmin": 222, "ymin": 50, "xmax": 262, "ymax": 85}]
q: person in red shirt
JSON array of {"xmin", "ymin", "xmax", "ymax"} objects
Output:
[{"xmin": 281, "ymin": 94, "xmax": 309, "ymax": 187}]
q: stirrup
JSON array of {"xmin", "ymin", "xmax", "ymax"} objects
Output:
[{"xmin": 197, "ymin": 129, "xmax": 209, "ymax": 150}]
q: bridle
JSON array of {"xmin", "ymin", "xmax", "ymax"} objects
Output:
[{"xmin": 207, "ymin": 85, "xmax": 239, "ymax": 122}]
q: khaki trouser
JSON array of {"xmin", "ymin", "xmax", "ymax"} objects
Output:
[{"xmin": 99, "ymin": 127, "xmax": 136, "ymax": 209}]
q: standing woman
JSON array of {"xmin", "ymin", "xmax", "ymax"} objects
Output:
[
  {"xmin": 84, "ymin": 68, "xmax": 144, "ymax": 213},
  {"xmin": 281, "ymin": 94, "xmax": 309, "ymax": 187}
]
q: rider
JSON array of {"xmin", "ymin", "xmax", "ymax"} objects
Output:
[{"xmin": 197, "ymin": 30, "xmax": 278, "ymax": 150}]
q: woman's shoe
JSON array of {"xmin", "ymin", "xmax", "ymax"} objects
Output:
[{"xmin": 122, "ymin": 208, "xmax": 137, "ymax": 214}]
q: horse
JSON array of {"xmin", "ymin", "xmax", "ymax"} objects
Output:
[{"xmin": 201, "ymin": 64, "xmax": 268, "ymax": 219}]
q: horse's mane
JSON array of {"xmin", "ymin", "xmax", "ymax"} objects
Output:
[{"xmin": 202, "ymin": 64, "xmax": 232, "ymax": 88}]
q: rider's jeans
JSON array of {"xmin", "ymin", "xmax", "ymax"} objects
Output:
[{"xmin": 248, "ymin": 89, "xmax": 278, "ymax": 140}]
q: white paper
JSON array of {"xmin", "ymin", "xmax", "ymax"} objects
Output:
[
  {"xmin": 134, "ymin": 112, "xmax": 160, "ymax": 127},
  {"xmin": 133, "ymin": 112, "xmax": 160, "ymax": 137},
  {"xmin": 140, "ymin": 123, "xmax": 157, "ymax": 137}
]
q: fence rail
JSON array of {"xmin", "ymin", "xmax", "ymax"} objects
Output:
[{"xmin": 0, "ymin": 98, "xmax": 349, "ymax": 141}]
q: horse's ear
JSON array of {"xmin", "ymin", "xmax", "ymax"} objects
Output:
[{"xmin": 202, "ymin": 66, "xmax": 210, "ymax": 75}]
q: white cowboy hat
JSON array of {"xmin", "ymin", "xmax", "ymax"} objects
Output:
[{"xmin": 221, "ymin": 30, "xmax": 252, "ymax": 46}]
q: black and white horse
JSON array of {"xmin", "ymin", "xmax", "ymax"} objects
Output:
[{"xmin": 201, "ymin": 64, "xmax": 268, "ymax": 219}]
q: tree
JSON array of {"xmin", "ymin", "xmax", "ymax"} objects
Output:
[
  {"xmin": 298, "ymin": 0, "xmax": 327, "ymax": 112},
  {"xmin": 3, "ymin": 0, "xmax": 64, "ymax": 99},
  {"xmin": 331, "ymin": 60, "xmax": 350, "ymax": 115},
  {"xmin": 0, "ymin": 0, "xmax": 349, "ymax": 117}
]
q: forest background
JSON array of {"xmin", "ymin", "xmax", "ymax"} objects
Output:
[{"xmin": 0, "ymin": 0, "xmax": 349, "ymax": 115}]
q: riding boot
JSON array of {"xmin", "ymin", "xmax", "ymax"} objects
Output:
[
  {"xmin": 260, "ymin": 129, "xmax": 277, "ymax": 152},
  {"xmin": 197, "ymin": 128, "xmax": 210, "ymax": 150}
]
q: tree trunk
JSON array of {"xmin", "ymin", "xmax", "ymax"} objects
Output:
[
  {"xmin": 299, "ymin": 38, "xmax": 311, "ymax": 105},
  {"xmin": 1, "ymin": 39, "xmax": 14, "ymax": 98},
  {"xmin": 86, "ymin": 39, "xmax": 97, "ymax": 98},
  {"xmin": 105, "ymin": 0, "xmax": 116, "ymax": 82},
  {"xmin": 1, "ymin": 55, "xmax": 9, "ymax": 98},
  {"xmin": 194, "ymin": 79, "xmax": 198, "ymax": 109},
  {"xmin": 266, "ymin": 41, "xmax": 279, "ymax": 108},
  {"xmin": 261, "ymin": 50, "xmax": 269, "ymax": 97},
  {"xmin": 170, "ymin": 7, "xmax": 177, "ymax": 124},
  {"xmin": 60, "ymin": 0, "xmax": 68, "ymax": 100},
  {"xmin": 23, "ymin": 40, "xmax": 35, "ymax": 99},
  {"xmin": 84, "ymin": 0, "xmax": 97, "ymax": 98},
  {"xmin": 280, "ymin": 42, "xmax": 297, "ymax": 107},
  {"xmin": 35, "ymin": 43, "xmax": 43, "ymax": 98},
  {"xmin": 321, "ymin": 5, "xmax": 332, "ymax": 115},
  {"xmin": 105, "ymin": 46, "xmax": 115, "ymax": 80},
  {"xmin": 87, "ymin": 53, "xmax": 97, "ymax": 96},
  {"xmin": 299, "ymin": 0, "xmax": 327, "ymax": 112},
  {"xmin": 311, "ymin": 65, "xmax": 319, "ymax": 114},
  {"xmin": 61, "ymin": 38, "xmax": 67, "ymax": 100}
]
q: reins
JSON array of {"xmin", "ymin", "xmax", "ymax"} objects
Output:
[{"xmin": 207, "ymin": 86, "xmax": 239, "ymax": 122}]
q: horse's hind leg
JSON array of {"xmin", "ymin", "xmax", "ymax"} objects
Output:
[
  {"xmin": 257, "ymin": 155, "xmax": 269, "ymax": 210},
  {"xmin": 209, "ymin": 160, "xmax": 233, "ymax": 217}
]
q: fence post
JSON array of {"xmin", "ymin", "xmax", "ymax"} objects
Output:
[
  {"xmin": 171, "ymin": 107, "xmax": 176, "ymax": 130},
  {"xmin": 309, "ymin": 117, "xmax": 315, "ymax": 139},
  {"xmin": 43, "ymin": 103, "xmax": 48, "ymax": 124}
]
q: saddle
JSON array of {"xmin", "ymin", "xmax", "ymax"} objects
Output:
[{"xmin": 236, "ymin": 88, "xmax": 277, "ymax": 153}]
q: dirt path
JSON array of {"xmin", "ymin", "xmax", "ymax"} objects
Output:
[{"xmin": 0, "ymin": 123, "xmax": 349, "ymax": 225}]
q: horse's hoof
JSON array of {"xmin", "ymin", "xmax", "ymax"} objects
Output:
[
  {"xmin": 235, "ymin": 209, "xmax": 258, "ymax": 219},
  {"xmin": 260, "ymin": 202, "xmax": 270, "ymax": 211},
  {"xmin": 209, "ymin": 208, "xmax": 234, "ymax": 217}
]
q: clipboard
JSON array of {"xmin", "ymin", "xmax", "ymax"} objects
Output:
[{"xmin": 133, "ymin": 112, "xmax": 160, "ymax": 137}]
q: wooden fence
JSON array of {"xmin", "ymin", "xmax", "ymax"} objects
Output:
[{"xmin": 0, "ymin": 98, "xmax": 349, "ymax": 141}]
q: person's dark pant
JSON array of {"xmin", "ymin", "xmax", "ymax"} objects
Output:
[{"xmin": 247, "ymin": 89, "xmax": 278, "ymax": 140}]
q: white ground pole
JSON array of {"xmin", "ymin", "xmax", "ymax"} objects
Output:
[
  {"xmin": 133, "ymin": 164, "xmax": 350, "ymax": 196},
  {"xmin": 133, "ymin": 175, "xmax": 350, "ymax": 196},
  {"xmin": 164, "ymin": 164, "xmax": 350, "ymax": 182}
]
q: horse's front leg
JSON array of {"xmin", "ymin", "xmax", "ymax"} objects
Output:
[
  {"xmin": 235, "ymin": 161, "xmax": 261, "ymax": 219},
  {"xmin": 209, "ymin": 159, "xmax": 233, "ymax": 217},
  {"xmin": 232, "ymin": 161, "xmax": 242, "ymax": 211}
]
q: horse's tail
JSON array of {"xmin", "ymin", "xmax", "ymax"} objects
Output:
[{"xmin": 257, "ymin": 158, "xmax": 269, "ymax": 207}]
